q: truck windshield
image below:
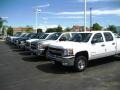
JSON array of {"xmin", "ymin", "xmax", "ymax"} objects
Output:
[
  {"xmin": 46, "ymin": 33, "xmax": 62, "ymax": 40},
  {"xmin": 20, "ymin": 33, "xmax": 26, "ymax": 37},
  {"xmin": 35, "ymin": 33, "xmax": 44, "ymax": 39},
  {"xmin": 69, "ymin": 33, "xmax": 92, "ymax": 42},
  {"xmin": 39, "ymin": 33, "xmax": 49, "ymax": 39}
]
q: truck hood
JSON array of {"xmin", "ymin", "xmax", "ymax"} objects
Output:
[
  {"xmin": 10, "ymin": 36, "xmax": 19, "ymax": 39},
  {"xmin": 39, "ymin": 40, "xmax": 57, "ymax": 45},
  {"xmin": 49, "ymin": 41, "xmax": 89, "ymax": 53},
  {"xmin": 26, "ymin": 39, "xmax": 39, "ymax": 43}
]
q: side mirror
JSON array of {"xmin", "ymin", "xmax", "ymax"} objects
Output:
[
  {"xmin": 59, "ymin": 37, "xmax": 67, "ymax": 41},
  {"xmin": 91, "ymin": 39, "xmax": 97, "ymax": 44}
]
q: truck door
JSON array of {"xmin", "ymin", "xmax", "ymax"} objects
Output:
[
  {"xmin": 90, "ymin": 33, "xmax": 106, "ymax": 59},
  {"xmin": 103, "ymin": 32, "xmax": 116, "ymax": 56}
]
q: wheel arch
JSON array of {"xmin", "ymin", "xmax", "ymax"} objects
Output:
[{"xmin": 75, "ymin": 51, "xmax": 89, "ymax": 60}]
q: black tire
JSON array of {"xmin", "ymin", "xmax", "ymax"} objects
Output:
[{"xmin": 74, "ymin": 55, "xmax": 88, "ymax": 72}]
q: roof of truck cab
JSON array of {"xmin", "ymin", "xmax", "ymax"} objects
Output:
[{"xmin": 83, "ymin": 31, "xmax": 112, "ymax": 33}]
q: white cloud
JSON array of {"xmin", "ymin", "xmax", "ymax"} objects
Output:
[
  {"xmin": 50, "ymin": 16, "xmax": 83, "ymax": 19},
  {"xmin": 92, "ymin": 9, "xmax": 120, "ymax": 16},
  {"xmin": 49, "ymin": 8, "xmax": 120, "ymax": 16},
  {"xmin": 57, "ymin": 12, "xmax": 84, "ymax": 15},
  {"xmin": 42, "ymin": 8, "xmax": 120, "ymax": 16},
  {"xmin": 77, "ymin": 0, "xmax": 119, "ymax": 2},
  {"xmin": 33, "ymin": 3, "xmax": 50, "ymax": 8}
]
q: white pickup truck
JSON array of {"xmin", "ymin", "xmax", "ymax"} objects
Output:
[
  {"xmin": 25, "ymin": 33, "xmax": 53, "ymax": 51},
  {"xmin": 30, "ymin": 32, "xmax": 79, "ymax": 56},
  {"xmin": 47, "ymin": 31, "xmax": 120, "ymax": 71}
]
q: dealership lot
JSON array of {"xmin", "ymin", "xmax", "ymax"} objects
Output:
[{"xmin": 0, "ymin": 41, "xmax": 120, "ymax": 90}]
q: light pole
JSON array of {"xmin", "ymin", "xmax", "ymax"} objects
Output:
[
  {"xmin": 43, "ymin": 17, "xmax": 48, "ymax": 32},
  {"xmin": 35, "ymin": 9, "xmax": 41, "ymax": 33},
  {"xmin": 33, "ymin": 4, "xmax": 49, "ymax": 33},
  {"xmin": 90, "ymin": 8, "xmax": 92, "ymax": 31},
  {"xmin": 84, "ymin": 0, "xmax": 87, "ymax": 32}
]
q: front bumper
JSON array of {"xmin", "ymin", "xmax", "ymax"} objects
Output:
[
  {"xmin": 47, "ymin": 53, "xmax": 75, "ymax": 66},
  {"xmin": 19, "ymin": 43, "xmax": 25, "ymax": 49},
  {"xmin": 25, "ymin": 46, "xmax": 31, "ymax": 51},
  {"xmin": 30, "ymin": 48, "xmax": 45, "ymax": 56}
]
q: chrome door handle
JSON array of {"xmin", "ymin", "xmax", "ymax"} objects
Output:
[{"xmin": 112, "ymin": 43, "xmax": 115, "ymax": 45}]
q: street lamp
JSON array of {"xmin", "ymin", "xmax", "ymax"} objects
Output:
[
  {"xmin": 90, "ymin": 8, "xmax": 92, "ymax": 31},
  {"xmin": 43, "ymin": 17, "xmax": 48, "ymax": 32},
  {"xmin": 35, "ymin": 9, "xmax": 41, "ymax": 33},
  {"xmin": 33, "ymin": 4, "xmax": 49, "ymax": 33}
]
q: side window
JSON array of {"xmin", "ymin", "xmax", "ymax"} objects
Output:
[
  {"xmin": 104, "ymin": 32, "xmax": 113, "ymax": 41},
  {"xmin": 59, "ymin": 33, "xmax": 70, "ymax": 41},
  {"xmin": 92, "ymin": 33, "xmax": 104, "ymax": 43}
]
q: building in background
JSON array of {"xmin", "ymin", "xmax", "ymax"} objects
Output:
[
  {"xmin": 72, "ymin": 25, "xmax": 84, "ymax": 32},
  {"xmin": 13, "ymin": 27, "xmax": 34, "ymax": 34}
]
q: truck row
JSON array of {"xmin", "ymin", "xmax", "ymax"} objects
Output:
[{"xmin": 6, "ymin": 31, "xmax": 120, "ymax": 72}]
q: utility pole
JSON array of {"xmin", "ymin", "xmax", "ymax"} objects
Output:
[
  {"xmin": 90, "ymin": 8, "xmax": 92, "ymax": 31},
  {"xmin": 35, "ymin": 9, "xmax": 41, "ymax": 33},
  {"xmin": 33, "ymin": 4, "xmax": 49, "ymax": 33},
  {"xmin": 84, "ymin": 0, "xmax": 87, "ymax": 32}
]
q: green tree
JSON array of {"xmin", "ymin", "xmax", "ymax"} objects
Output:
[
  {"xmin": 56, "ymin": 25, "xmax": 63, "ymax": 32},
  {"xmin": 0, "ymin": 17, "xmax": 7, "ymax": 34},
  {"xmin": 37, "ymin": 28, "xmax": 43, "ymax": 33},
  {"xmin": 2, "ymin": 26, "xmax": 5, "ymax": 35},
  {"xmin": 92, "ymin": 23, "xmax": 102, "ymax": 30},
  {"xmin": 46, "ymin": 28, "xmax": 56, "ymax": 33},
  {"xmin": 64, "ymin": 27, "xmax": 72, "ymax": 32},
  {"xmin": 107, "ymin": 25, "xmax": 117, "ymax": 33},
  {"xmin": 7, "ymin": 26, "xmax": 13, "ymax": 36},
  {"xmin": 46, "ymin": 25, "xmax": 63, "ymax": 32}
]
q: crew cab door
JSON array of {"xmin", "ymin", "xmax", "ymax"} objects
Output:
[
  {"xmin": 103, "ymin": 32, "xmax": 116, "ymax": 56},
  {"xmin": 90, "ymin": 33, "xmax": 106, "ymax": 59}
]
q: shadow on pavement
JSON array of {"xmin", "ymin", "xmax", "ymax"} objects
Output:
[
  {"xmin": 36, "ymin": 63, "xmax": 76, "ymax": 74},
  {"xmin": 19, "ymin": 51, "xmax": 31, "ymax": 56},
  {"xmin": 36, "ymin": 56, "xmax": 120, "ymax": 74},
  {"xmin": 6, "ymin": 43, "xmax": 26, "ymax": 52},
  {"xmin": 88, "ymin": 57, "xmax": 116, "ymax": 67},
  {"xmin": 22, "ymin": 56, "xmax": 47, "ymax": 62}
]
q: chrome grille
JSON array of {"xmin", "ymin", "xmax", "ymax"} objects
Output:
[
  {"xmin": 48, "ymin": 47, "xmax": 63, "ymax": 57},
  {"xmin": 26, "ymin": 42, "xmax": 30, "ymax": 47},
  {"xmin": 31, "ymin": 43, "xmax": 37, "ymax": 49}
]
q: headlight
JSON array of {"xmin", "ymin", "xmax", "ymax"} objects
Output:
[
  {"xmin": 64, "ymin": 49, "xmax": 73, "ymax": 56},
  {"xmin": 38, "ymin": 44, "xmax": 46, "ymax": 50},
  {"xmin": 20, "ymin": 41, "xmax": 25, "ymax": 44}
]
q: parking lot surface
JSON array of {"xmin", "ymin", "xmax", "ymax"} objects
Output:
[{"xmin": 0, "ymin": 41, "xmax": 120, "ymax": 90}]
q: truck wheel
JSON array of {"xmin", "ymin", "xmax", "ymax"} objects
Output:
[{"xmin": 74, "ymin": 56, "xmax": 88, "ymax": 72}]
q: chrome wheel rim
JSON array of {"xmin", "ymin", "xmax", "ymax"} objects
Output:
[{"xmin": 78, "ymin": 59, "xmax": 85, "ymax": 70}]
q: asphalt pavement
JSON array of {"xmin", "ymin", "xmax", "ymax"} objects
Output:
[{"xmin": 0, "ymin": 41, "xmax": 120, "ymax": 90}]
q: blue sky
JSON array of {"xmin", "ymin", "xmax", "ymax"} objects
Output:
[{"xmin": 0, "ymin": 0, "xmax": 120, "ymax": 30}]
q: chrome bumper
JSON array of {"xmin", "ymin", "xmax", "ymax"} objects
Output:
[
  {"xmin": 47, "ymin": 54, "xmax": 75, "ymax": 66},
  {"xmin": 30, "ymin": 49, "xmax": 45, "ymax": 56}
]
